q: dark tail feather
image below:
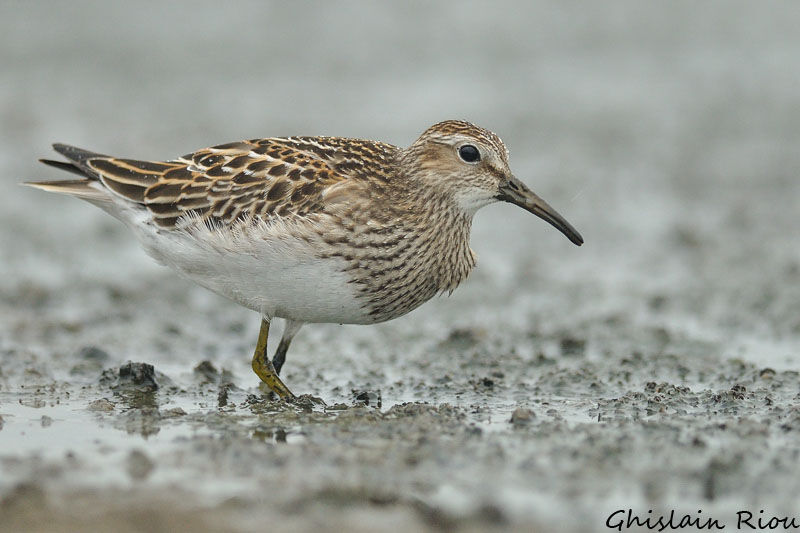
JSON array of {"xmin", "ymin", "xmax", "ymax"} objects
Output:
[
  {"xmin": 47, "ymin": 143, "xmax": 110, "ymax": 177},
  {"xmin": 39, "ymin": 158, "xmax": 90, "ymax": 177},
  {"xmin": 52, "ymin": 143, "xmax": 108, "ymax": 165}
]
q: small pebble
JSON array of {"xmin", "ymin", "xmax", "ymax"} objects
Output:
[
  {"xmin": 510, "ymin": 407, "xmax": 535, "ymax": 426},
  {"xmin": 87, "ymin": 398, "xmax": 115, "ymax": 412},
  {"xmin": 161, "ymin": 407, "xmax": 187, "ymax": 418}
]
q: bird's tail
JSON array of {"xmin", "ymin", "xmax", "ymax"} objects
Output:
[
  {"xmin": 23, "ymin": 144, "xmax": 110, "ymax": 202},
  {"xmin": 22, "ymin": 178, "xmax": 107, "ymax": 201}
]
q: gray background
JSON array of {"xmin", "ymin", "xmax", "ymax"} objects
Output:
[{"xmin": 1, "ymin": 2, "xmax": 799, "ymax": 532}]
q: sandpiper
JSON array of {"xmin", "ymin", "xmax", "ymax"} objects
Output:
[{"xmin": 26, "ymin": 120, "xmax": 583, "ymax": 399}]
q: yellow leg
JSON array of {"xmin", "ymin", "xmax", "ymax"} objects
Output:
[{"xmin": 251, "ymin": 318, "xmax": 296, "ymax": 400}]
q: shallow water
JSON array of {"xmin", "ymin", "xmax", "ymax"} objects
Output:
[{"xmin": 1, "ymin": 2, "xmax": 800, "ymax": 532}]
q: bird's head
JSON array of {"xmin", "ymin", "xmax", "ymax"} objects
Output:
[{"xmin": 404, "ymin": 120, "xmax": 583, "ymax": 246}]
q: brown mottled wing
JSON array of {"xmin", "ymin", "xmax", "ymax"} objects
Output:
[{"xmin": 82, "ymin": 137, "xmax": 397, "ymax": 229}]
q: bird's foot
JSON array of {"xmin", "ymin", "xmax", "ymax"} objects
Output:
[{"xmin": 252, "ymin": 355, "xmax": 296, "ymax": 401}]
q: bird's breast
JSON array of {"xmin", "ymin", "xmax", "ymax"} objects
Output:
[{"xmin": 328, "ymin": 210, "xmax": 477, "ymax": 323}]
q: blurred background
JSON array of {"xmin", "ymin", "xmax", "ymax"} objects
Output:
[{"xmin": 1, "ymin": 1, "xmax": 799, "ymax": 531}]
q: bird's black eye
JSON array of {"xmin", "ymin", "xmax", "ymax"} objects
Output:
[{"xmin": 458, "ymin": 144, "xmax": 480, "ymax": 163}]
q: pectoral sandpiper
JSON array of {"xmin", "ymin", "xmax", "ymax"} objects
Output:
[{"xmin": 26, "ymin": 120, "xmax": 583, "ymax": 399}]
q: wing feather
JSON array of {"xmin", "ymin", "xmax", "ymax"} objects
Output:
[{"xmin": 39, "ymin": 137, "xmax": 399, "ymax": 229}]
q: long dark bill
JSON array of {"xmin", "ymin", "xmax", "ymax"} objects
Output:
[{"xmin": 498, "ymin": 176, "xmax": 584, "ymax": 246}]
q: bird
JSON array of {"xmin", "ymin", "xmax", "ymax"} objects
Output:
[{"xmin": 25, "ymin": 120, "xmax": 583, "ymax": 400}]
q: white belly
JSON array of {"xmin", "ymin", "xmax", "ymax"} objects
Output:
[{"xmin": 124, "ymin": 214, "xmax": 371, "ymax": 324}]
